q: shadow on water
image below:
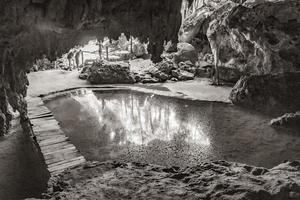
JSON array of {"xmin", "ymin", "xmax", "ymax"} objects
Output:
[
  {"xmin": 44, "ymin": 89, "xmax": 300, "ymax": 168},
  {"xmin": 0, "ymin": 121, "xmax": 49, "ymax": 200}
]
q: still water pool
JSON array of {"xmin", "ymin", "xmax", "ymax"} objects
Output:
[{"xmin": 44, "ymin": 89, "xmax": 300, "ymax": 168}]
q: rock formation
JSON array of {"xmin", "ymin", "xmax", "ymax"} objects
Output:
[
  {"xmin": 270, "ymin": 111, "xmax": 300, "ymax": 127},
  {"xmin": 230, "ymin": 72, "xmax": 300, "ymax": 113},
  {"xmin": 180, "ymin": 0, "xmax": 300, "ymax": 74},
  {"xmin": 180, "ymin": 0, "xmax": 300, "ymax": 110},
  {"xmin": 32, "ymin": 160, "xmax": 300, "ymax": 200},
  {"xmin": 87, "ymin": 61, "xmax": 135, "ymax": 84}
]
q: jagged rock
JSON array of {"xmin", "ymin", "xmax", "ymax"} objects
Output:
[
  {"xmin": 164, "ymin": 41, "xmax": 177, "ymax": 53},
  {"xmin": 33, "ymin": 160, "xmax": 300, "ymax": 200},
  {"xmin": 270, "ymin": 111, "xmax": 300, "ymax": 127},
  {"xmin": 147, "ymin": 67, "xmax": 169, "ymax": 82},
  {"xmin": 155, "ymin": 60, "xmax": 176, "ymax": 74},
  {"xmin": 230, "ymin": 72, "xmax": 300, "ymax": 113},
  {"xmin": 171, "ymin": 70, "xmax": 194, "ymax": 81},
  {"xmin": 87, "ymin": 61, "xmax": 135, "ymax": 84},
  {"xmin": 79, "ymin": 73, "xmax": 89, "ymax": 80},
  {"xmin": 0, "ymin": 111, "xmax": 6, "ymax": 136},
  {"xmin": 178, "ymin": 61, "xmax": 196, "ymax": 74},
  {"xmin": 173, "ymin": 43, "xmax": 198, "ymax": 64},
  {"xmin": 218, "ymin": 66, "xmax": 241, "ymax": 83},
  {"xmin": 79, "ymin": 65, "xmax": 93, "ymax": 80},
  {"xmin": 132, "ymin": 42, "xmax": 148, "ymax": 58},
  {"xmin": 195, "ymin": 67, "xmax": 211, "ymax": 78},
  {"xmin": 141, "ymin": 77, "xmax": 160, "ymax": 84}
]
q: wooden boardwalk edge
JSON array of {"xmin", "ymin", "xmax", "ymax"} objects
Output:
[{"xmin": 26, "ymin": 97, "xmax": 86, "ymax": 175}]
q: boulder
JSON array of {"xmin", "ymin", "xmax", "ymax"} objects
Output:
[
  {"xmin": 79, "ymin": 65, "xmax": 92, "ymax": 80},
  {"xmin": 164, "ymin": 41, "xmax": 177, "ymax": 53},
  {"xmin": 155, "ymin": 60, "xmax": 175, "ymax": 75},
  {"xmin": 218, "ymin": 66, "xmax": 241, "ymax": 83},
  {"xmin": 171, "ymin": 70, "xmax": 194, "ymax": 81},
  {"xmin": 147, "ymin": 67, "xmax": 169, "ymax": 82},
  {"xmin": 230, "ymin": 72, "xmax": 300, "ymax": 113},
  {"xmin": 79, "ymin": 73, "xmax": 89, "ymax": 80},
  {"xmin": 270, "ymin": 111, "xmax": 300, "ymax": 127},
  {"xmin": 141, "ymin": 77, "xmax": 160, "ymax": 84},
  {"xmin": 178, "ymin": 61, "xmax": 196, "ymax": 74},
  {"xmin": 173, "ymin": 43, "xmax": 198, "ymax": 64},
  {"xmin": 87, "ymin": 61, "xmax": 135, "ymax": 84}
]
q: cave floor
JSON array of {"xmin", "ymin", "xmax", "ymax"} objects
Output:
[{"xmin": 27, "ymin": 70, "xmax": 232, "ymax": 103}]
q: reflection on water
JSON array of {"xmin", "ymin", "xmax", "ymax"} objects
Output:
[
  {"xmin": 45, "ymin": 89, "xmax": 300, "ymax": 168},
  {"xmin": 68, "ymin": 90, "xmax": 212, "ymax": 166},
  {"xmin": 73, "ymin": 90, "xmax": 210, "ymax": 147}
]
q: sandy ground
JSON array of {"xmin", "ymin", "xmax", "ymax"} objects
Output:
[{"xmin": 27, "ymin": 70, "xmax": 232, "ymax": 103}]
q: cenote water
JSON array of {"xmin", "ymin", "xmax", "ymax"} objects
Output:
[{"xmin": 44, "ymin": 89, "xmax": 300, "ymax": 168}]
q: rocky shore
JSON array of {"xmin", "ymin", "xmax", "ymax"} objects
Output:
[{"xmin": 27, "ymin": 160, "xmax": 300, "ymax": 200}]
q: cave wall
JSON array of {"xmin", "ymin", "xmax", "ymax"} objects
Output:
[
  {"xmin": 179, "ymin": 0, "xmax": 300, "ymax": 74},
  {"xmin": 0, "ymin": 0, "xmax": 183, "ymax": 135}
]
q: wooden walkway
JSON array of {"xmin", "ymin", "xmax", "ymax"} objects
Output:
[{"xmin": 27, "ymin": 97, "xmax": 86, "ymax": 175}]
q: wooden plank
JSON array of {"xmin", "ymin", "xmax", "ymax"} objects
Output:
[
  {"xmin": 40, "ymin": 141, "xmax": 71, "ymax": 152},
  {"xmin": 39, "ymin": 136, "xmax": 69, "ymax": 146},
  {"xmin": 32, "ymin": 125, "xmax": 61, "ymax": 132},
  {"xmin": 32, "ymin": 120, "xmax": 59, "ymax": 127},
  {"xmin": 48, "ymin": 156, "xmax": 85, "ymax": 169},
  {"xmin": 31, "ymin": 118, "xmax": 56, "ymax": 123},
  {"xmin": 44, "ymin": 145, "xmax": 76, "ymax": 156},
  {"xmin": 48, "ymin": 156, "xmax": 86, "ymax": 173},
  {"xmin": 35, "ymin": 130, "xmax": 64, "ymax": 137},
  {"xmin": 41, "ymin": 144, "xmax": 75, "ymax": 154},
  {"xmin": 45, "ymin": 151, "xmax": 81, "ymax": 166},
  {"xmin": 36, "ymin": 133, "xmax": 65, "ymax": 141},
  {"xmin": 30, "ymin": 114, "xmax": 54, "ymax": 120}
]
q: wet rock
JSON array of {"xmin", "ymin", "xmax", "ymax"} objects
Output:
[
  {"xmin": 173, "ymin": 43, "xmax": 198, "ymax": 64},
  {"xmin": 170, "ymin": 77, "xmax": 178, "ymax": 82},
  {"xmin": 141, "ymin": 77, "xmax": 160, "ymax": 84},
  {"xmin": 230, "ymin": 72, "xmax": 300, "ymax": 113},
  {"xmin": 79, "ymin": 73, "xmax": 89, "ymax": 80},
  {"xmin": 270, "ymin": 111, "xmax": 300, "ymax": 127},
  {"xmin": 79, "ymin": 66, "xmax": 91, "ymax": 80},
  {"xmin": 87, "ymin": 61, "xmax": 135, "ymax": 84},
  {"xmin": 171, "ymin": 70, "xmax": 194, "ymax": 81}
]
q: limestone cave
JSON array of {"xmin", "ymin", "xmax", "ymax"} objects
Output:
[{"xmin": 0, "ymin": 0, "xmax": 300, "ymax": 199}]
